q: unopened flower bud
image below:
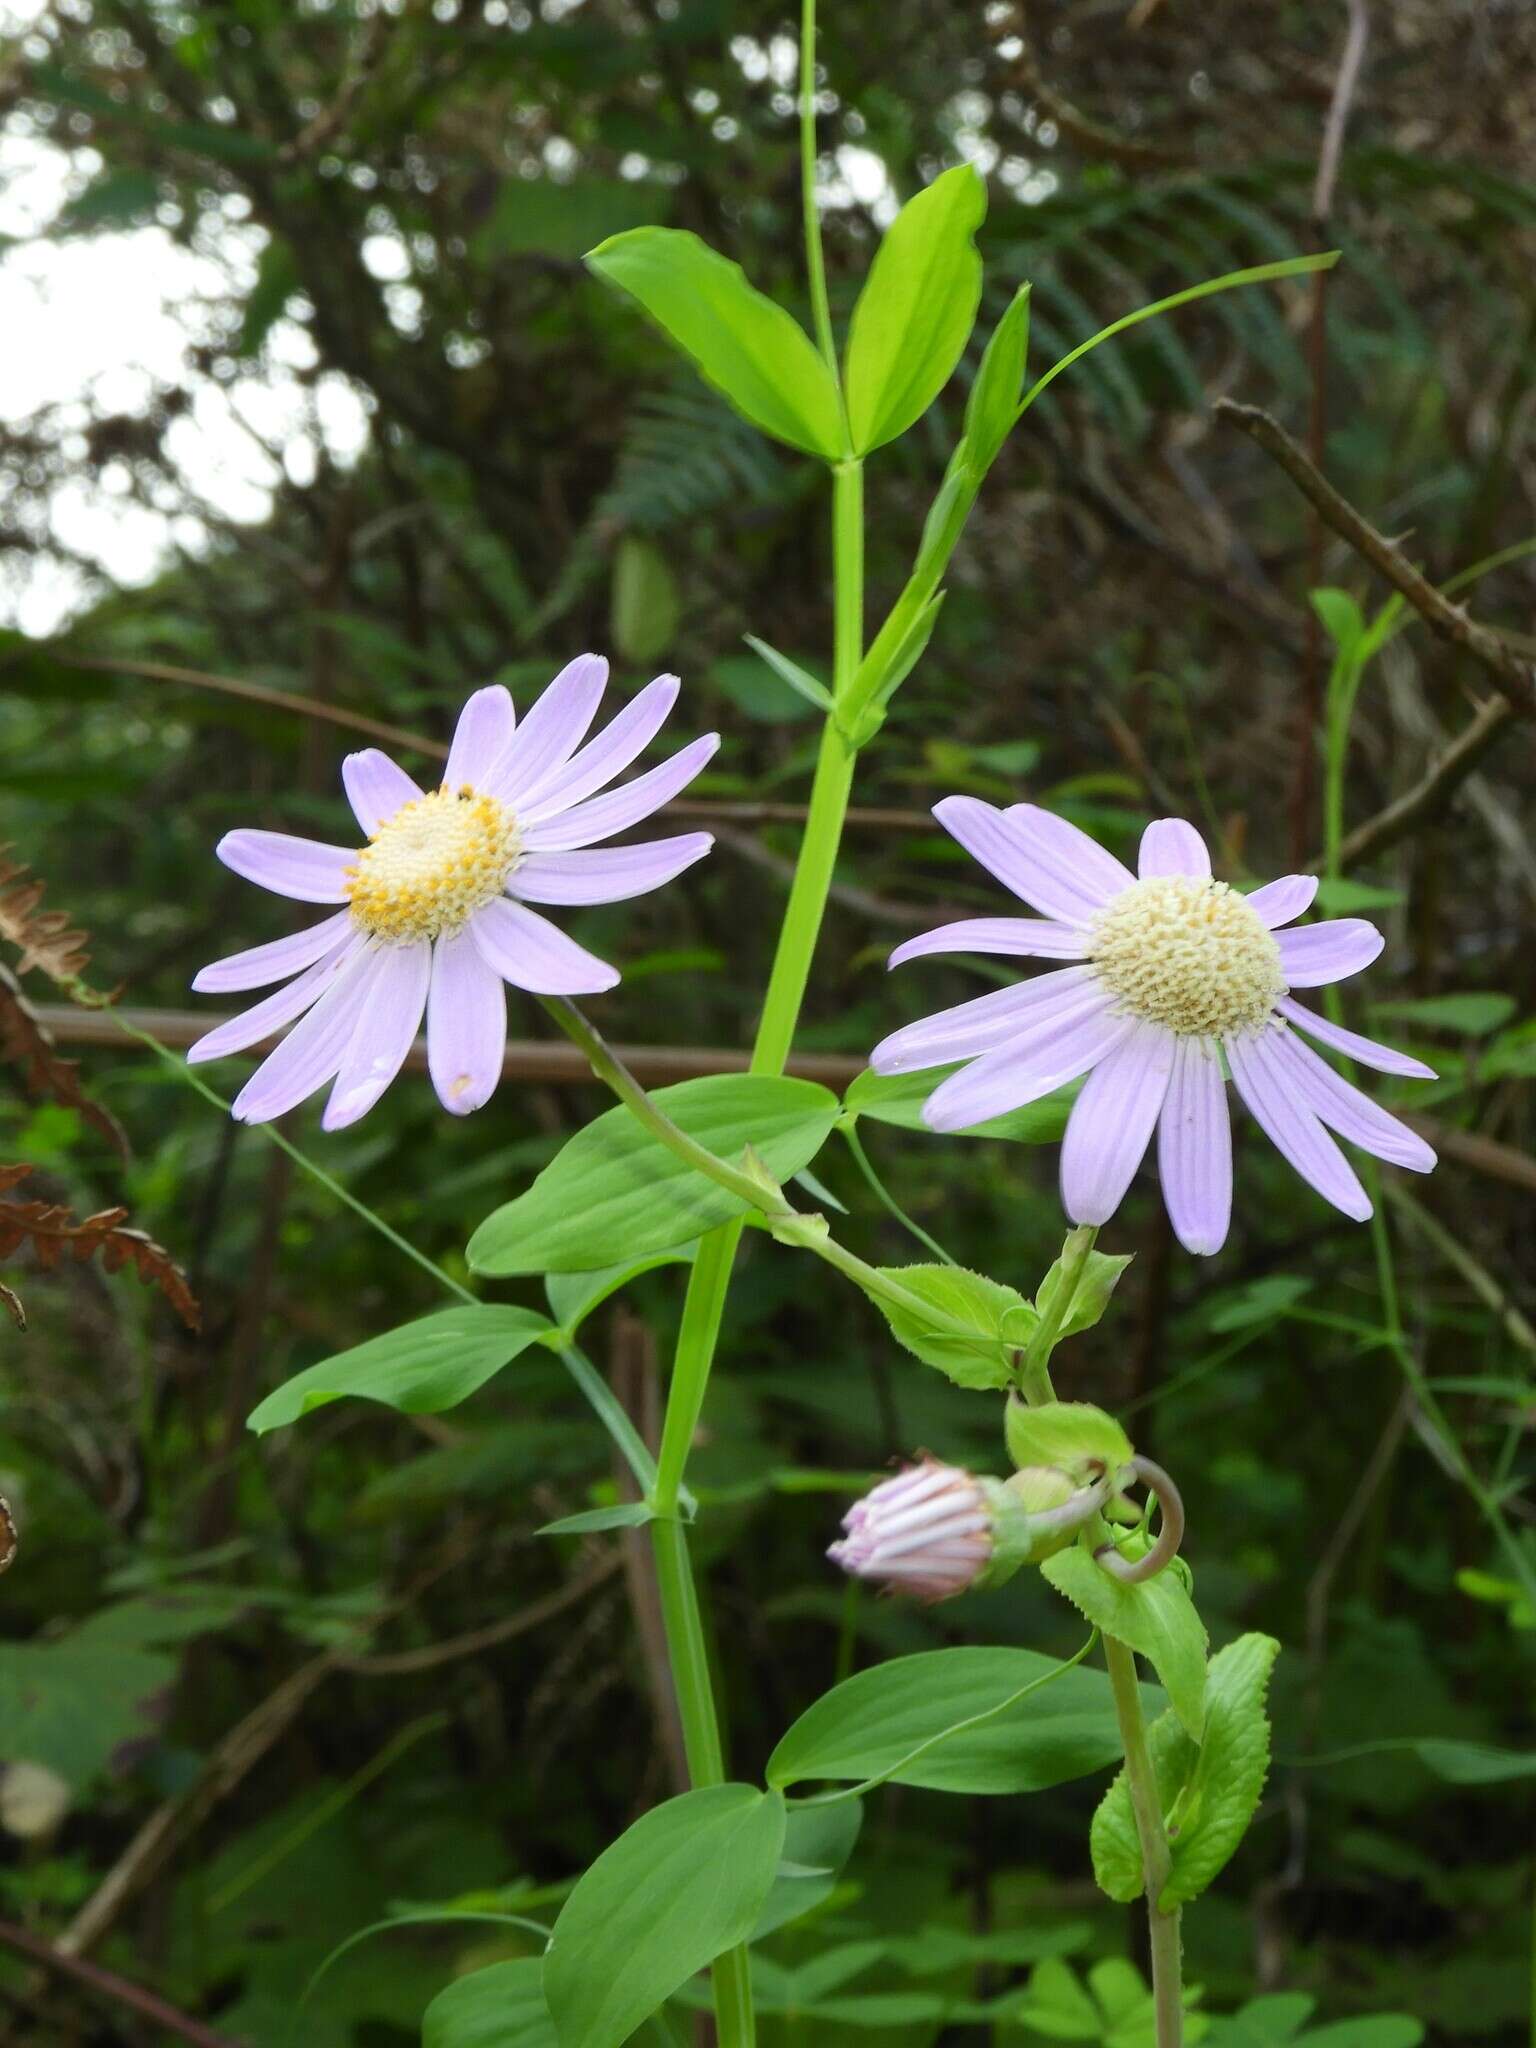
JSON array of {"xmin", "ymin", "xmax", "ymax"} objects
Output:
[{"xmin": 828, "ymin": 1458, "xmax": 994, "ymax": 1602}]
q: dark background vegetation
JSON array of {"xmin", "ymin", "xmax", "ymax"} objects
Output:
[{"xmin": 1, "ymin": 0, "xmax": 1533, "ymax": 2041}]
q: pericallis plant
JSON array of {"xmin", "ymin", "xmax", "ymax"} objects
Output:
[{"xmin": 182, "ymin": 8, "xmax": 1444, "ymax": 2045}]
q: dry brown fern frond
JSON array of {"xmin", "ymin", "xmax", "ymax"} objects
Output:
[
  {"xmin": 0, "ymin": 1165, "xmax": 201, "ymax": 1330},
  {"xmin": 0, "ymin": 964, "xmax": 129, "ymax": 1161},
  {"xmin": 0, "ymin": 844, "xmax": 114, "ymax": 1000}
]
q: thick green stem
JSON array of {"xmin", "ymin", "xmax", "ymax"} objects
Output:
[
  {"xmin": 1104, "ymin": 1635, "xmax": 1183, "ymax": 2048},
  {"xmin": 1018, "ymin": 1223, "xmax": 1097, "ymax": 1402}
]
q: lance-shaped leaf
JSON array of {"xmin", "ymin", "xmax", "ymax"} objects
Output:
[
  {"xmin": 844, "ymin": 165, "xmax": 986, "ymax": 453},
  {"xmin": 424, "ymin": 1959, "xmax": 557, "ymax": 2047},
  {"xmin": 247, "ymin": 1305, "xmax": 554, "ymax": 1432},
  {"xmin": 544, "ymin": 1783, "xmax": 785, "ymax": 2048},
  {"xmin": 587, "ymin": 227, "xmax": 844, "ymax": 458},
  {"xmin": 964, "ymin": 283, "xmax": 1031, "ymax": 469},
  {"xmin": 1091, "ymin": 1632, "xmax": 1280, "ymax": 1911}
]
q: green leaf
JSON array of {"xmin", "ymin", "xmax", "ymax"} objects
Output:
[
  {"xmin": 843, "ymin": 1065, "xmax": 1077, "ymax": 1143},
  {"xmin": 1369, "ymin": 992, "xmax": 1517, "ymax": 1036},
  {"xmin": 538, "ymin": 1503, "xmax": 655, "ymax": 1537},
  {"xmin": 1005, "ymin": 1399, "xmax": 1133, "ymax": 1479},
  {"xmin": 844, "ymin": 164, "xmax": 987, "ymax": 454},
  {"xmin": 545, "ymin": 1248, "xmax": 696, "ymax": 1338},
  {"xmin": 965, "ymin": 283, "xmax": 1032, "ymax": 469},
  {"xmin": 742, "ymin": 634, "xmax": 837, "ymax": 715},
  {"xmin": 1042, "ymin": 1550, "xmax": 1208, "ymax": 1741},
  {"xmin": 424, "ymin": 1959, "xmax": 557, "ymax": 2047},
  {"xmin": 766, "ymin": 1647, "xmax": 1146, "ymax": 1796},
  {"xmin": 1091, "ymin": 1633, "xmax": 1279, "ymax": 1910},
  {"xmin": 586, "ymin": 227, "xmax": 844, "ymax": 458},
  {"xmin": 247, "ymin": 1306, "xmax": 554, "ymax": 1433},
  {"xmin": 1036, "ymin": 1247, "xmax": 1134, "ymax": 1340},
  {"xmin": 751, "ymin": 1798, "xmax": 863, "ymax": 1939},
  {"xmin": 1310, "ymin": 587, "xmax": 1367, "ymax": 654},
  {"xmin": 611, "ymin": 535, "xmax": 681, "ymax": 665},
  {"xmin": 1410, "ymin": 1738, "xmax": 1536, "ymax": 1783},
  {"xmin": 0, "ymin": 1638, "xmax": 173, "ymax": 1789},
  {"xmin": 544, "ymin": 1783, "xmax": 786, "ymax": 2048},
  {"xmin": 1204, "ymin": 1997, "xmax": 1422, "ymax": 2048},
  {"xmin": 469, "ymin": 1076, "xmax": 840, "ymax": 1276},
  {"xmin": 871, "ymin": 1263, "xmax": 1037, "ymax": 1390}
]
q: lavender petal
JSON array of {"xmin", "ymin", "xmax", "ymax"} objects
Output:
[
  {"xmin": 1277, "ymin": 996, "xmax": 1435, "ymax": 1079},
  {"xmin": 519, "ymin": 675, "xmax": 682, "ymax": 823},
  {"xmin": 484, "ymin": 654, "xmax": 608, "ymax": 805},
  {"xmin": 445, "ymin": 684, "xmax": 516, "ymax": 789},
  {"xmin": 217, "ymin": 829, "xmax": 355, "ymax": 904},
  {"xmin": 934, "ymin": 795, "xmax": 1131, "ymax": 921},
  {"xmin": 1246, "ymin": 874, "xmax": 1318, "ymax": 929},
  {"xmin": 427, "ymin": 927, "xmax": 507, "ymax": 1116},
  {"xmin": 1137, "ymin": 819, "xmax": 1211, "ymax": 879},
  {"xmin": 469, "ymin": 898, "xmax": 620, "ymax": 995},
  {"xmin": 193, "ymin": 911, "xmax": 353, "ymax": 995},
  {"xmin": 188, "ymin": 942, "xmax": 360, "ymax": 1062},
  {"xmin": 1060, "ymin": 1021, "xmax": 1176, "ymax": 1225},
  {"xmin": 522, "ymin": 732, "xmax": 719, "ymax": 853},
  {"xmin": 922, "ymin": 991, "xmax": 1129, "ymax": 1132},
  {"xmin": 322, "ymin": 942, "xmax": 432, "ymax": 1131},
  {"xmin": 870, "ymin": 966, "xmax": 1097, "ymax": 1075},
  {"xmin": 230, "ymin": 945, "xmax": 385, "ymax": 1124},
  {"xmin": 1276, "ymin": 918, "xmax": 1384, "ymax": 987},
  {"xmin": 1269, "ymin": 1027, "xmax": 1435, "ymax": 1173},
  {"xmin": 1226, "ymin": 1026, "xmax": 1372, "ymax": 1221},
  {"xmin": 342, "ymin": 750, "xmax": 422, "ymax": 836},
  {"xmin": 887, "ymin": 917, "xmax": 1088, "ymax": 969},
  {"xmin": 1157, "ymin": 1034, "xmax": 1232, "ymax": 1255},
  {"xmin": 510, "ymin": 833, "xmax": 712, "ymax": 906}
]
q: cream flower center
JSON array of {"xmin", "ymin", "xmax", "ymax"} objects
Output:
[
  {"xmin": 345, "ymin": 785, "xmax": 521, "ymax": 942},
  {"xmin": 1088, "ymin": 875, "xmax": 1284, "ymax": 1037}
]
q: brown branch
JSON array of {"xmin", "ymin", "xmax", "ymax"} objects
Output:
[
  {"xmin": 1313, "ymin": 0, "xmax": 1372, "ymax": 222},
  {"xmin": 0, "ymin": 1919, "xmax": 239, "ymax": 2048},
  {"xmin": 29, "ymin": 1005, "xmax": 866, "ymax": 1090},
  {"xmin": 41, "ymin": 654, "xmax": 932, "ymax": 832},
  {"xmin": 335, "ymin": 1549, "xmax": 622, "ymax": 1676},
  {"xmin": 1332, "ymin": 695, "xmax": 1518, "ymax": 869},
  {"xmin": 1215, "ymin": 400, "xmax": 1536, "ymax": 717}
]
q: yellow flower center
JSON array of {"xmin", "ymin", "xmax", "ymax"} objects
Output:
[
  {"xmin": 1088, "ymin": 875, "xmax": 1283, "ymax": 1037},
  {"xmin": 345, "ymin": 785, "xmax": 522, "ymax": 943}
]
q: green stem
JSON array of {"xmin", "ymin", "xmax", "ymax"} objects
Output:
[
  {"xmin": 1017, "ymin": 1237, "xmax": 1182, "ymax": 2048},
  {"xmin": 841, "ymin": 1123, "xmax": 959, "ymax": 1266},
  {"xmin": 1104, "ymin": 1635, "xmax": 1183, "ymax": 2048}
]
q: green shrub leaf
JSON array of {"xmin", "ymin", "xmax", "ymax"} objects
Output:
[
  {"xmin": 424, "ymin": 1959, "xmax": 556, "ymax": 2047},
  {"xmin": 871, "ymin": 1263, "xmax": 1037, "ymax": 1389},
  {"xmin": 586, "ymin": 227, "xmax": 844, "ymax": 458},
  {"xmin": 247, "ymin": 1305, "xmax": 554, "ymax": 1433},
  {"xmin": 766, "ymin": 1646, "xmax": 1150, "ymax": 1796},
  {"xmin": 469, "ymin": 1076, "xmax": 840, "ymax": 1275},
  {"xmin": 1091, "ymin": 1632, "xmax": 1279, "ymax": 1909},
  {"xmin": 1005, "ymin": 1399, "xmax": 1133, "ymax": 1478},
  {"xmin": 844, "ymin": 165, "xmax": 986, "ymax": 453},
  {"xmin": 544, "ymin": 1783, "xmax": 785, "ymax": 2048},
  {"xmin": 1043, "ymin": 1549, "xmax": 1208, "ymax": 1741}
]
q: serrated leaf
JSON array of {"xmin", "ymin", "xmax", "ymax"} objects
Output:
[
  {"xmin": 586, "ymin": 227, "xmax": 844, "ymax": 458},
  {"xmin": 247, "ymin": 1305, "xmax": 554, "ymax": 1433},
  {"xmin": 544, "ymin": 1783, "xmax": 785, "ymax": 2048},
  {"xmin": 1091, "ymin": 1633, "xmax": 1279, "ymax": 1909},
  {"xmin": 844, "ymin": 165, "xmax": 986, "ymax": 453},
  {"xmin": 1005, "ymin": 1399, "xmax": 1133, "ymax": 1479},
  {"xmin": 843, "ymin": 1065, "xmax": 1077, "ymax": 1143},
  {"xmin": 423, "ymin": 1958, "xmax": 556, "ymax": 2047},
  {"xmin": 468, "ymin": 1075, "xmax": 840, "ymax": 1276},
  {"xmin": 1036, "ymin": 1246, "xmax": 1134, "ymax": 1339},
  {"xmin": 871, "ymin": 1263, "xmax": 1037, "ymax": 1389},
  {"xmin": 1043, "ymin": 1549, "xmax": 1208, "ymax": 1741}
]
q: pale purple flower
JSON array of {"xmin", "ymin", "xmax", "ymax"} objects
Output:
[
  {"xmin": 829, "ymin": 1459, "xmax": 996, "ymax": 1601},
  {"xmin": 190, "ymin": 657, "xmax": 717, "ymax": 1129},
  {"xmin": 872, "ymin": 802, "xmax": 1436, "ymax": 1256}
]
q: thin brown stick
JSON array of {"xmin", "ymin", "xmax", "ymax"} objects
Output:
[
  {"xmin": 1216, "ymin": 401, "xmax": 1536, "ymax": 717},
  {"xmin": 40, "ymin": 654, "xmax": 931, "ymax": 832},
  {"xmin": 28, "ymin": 1004, "xmax": 866, "ymax": 1089},
  {"xmin": 335, "ymin": 1551, "xmax": 622, "ymax": 1676},
  {"xmin": 0, "ymin": 1917, "xmax": 239, "ymax": 2047},
  {"xmin": 1332, "ymin": 696, "xmax": 1517, "ymax": 869}
]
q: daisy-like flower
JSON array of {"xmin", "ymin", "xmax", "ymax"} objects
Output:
[
  {"xmin": 190, "ymin": 657, "xmax": 717, "ymax": 1129},
  {"xmin": 871, "ymin": 801, "xmax": 1436, "ymax": 1256},
  {"xmin": 829, "ymin": 1459, "xmax": 998, "ymax": 1601}
]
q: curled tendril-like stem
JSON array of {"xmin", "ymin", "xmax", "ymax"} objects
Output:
[{"xmin": 1094, "ymin": 1455, "xmax": 1185, "ymax": 1584}]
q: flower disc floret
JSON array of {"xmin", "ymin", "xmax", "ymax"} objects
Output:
[
  {"xmin": 1089, "ymin": 874, "xmax": 1283, "ymax": 1038},
  {"xmin": 345, "ymin": 785, "xmax": 522, "ymax": 943}
]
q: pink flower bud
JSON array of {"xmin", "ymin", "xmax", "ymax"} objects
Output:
[{"xmin": 827, "ymin": 1458, "xmax": 994, "ymax": 1603}]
